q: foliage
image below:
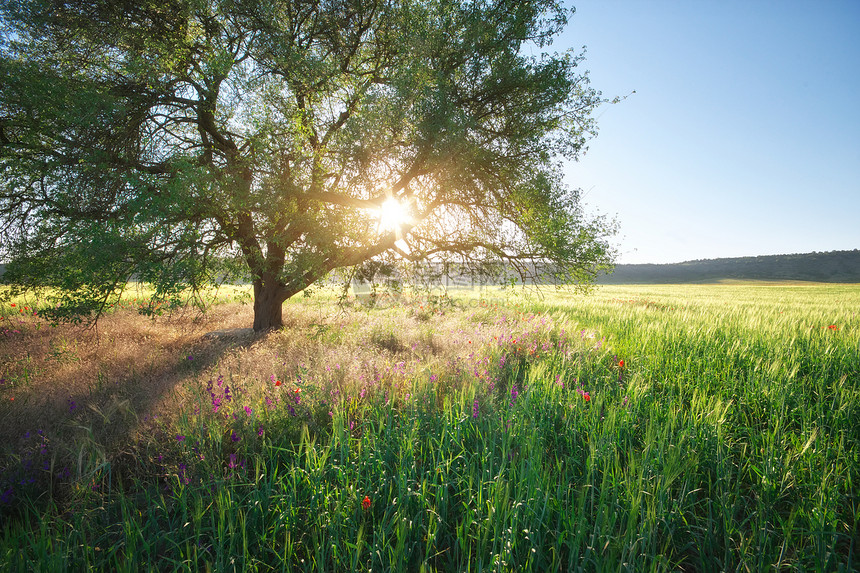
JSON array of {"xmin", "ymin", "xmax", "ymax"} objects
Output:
[{"xmin": 0, "ymin": 0, "xmax": 616, "ymax": 331}]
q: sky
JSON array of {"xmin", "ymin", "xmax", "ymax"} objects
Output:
[{"xmin": 555, "ymin": 0, "xmax": 860, "ymax": 264}]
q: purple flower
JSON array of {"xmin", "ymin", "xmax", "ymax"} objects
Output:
[
  {"xmin": 244, "ymin": 406, "xmax": 253, "ymax": 417},
  {"xmin": 256, "ymin": 425, "xmax": 264, "ymax": 437},
  {"xmin": 227, "ymin": 454, "xmax": 245, "ymax": 471},
  {"xmin": 178, "ymin": 463, "xmax": 190, "ymax": 485},
  {"xmin": 230, "ymin": 430, "xmax": 240, "ymax": 442},
  {"xmin": 472, "ymin": 399, "xmax": 479, "ymax": 419},
  {"xmin": 176, "ymin": 434, "xmax": 185, "ymax": 442}
]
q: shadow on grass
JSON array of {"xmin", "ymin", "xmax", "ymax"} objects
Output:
[{"xmin": 0, "ymin": 304, "xmax": 265, "ymax": 510}]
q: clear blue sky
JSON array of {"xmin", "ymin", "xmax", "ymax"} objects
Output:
[{"xmin": 558, "ymin": 0, "xmax": 860, "ymax": 264}]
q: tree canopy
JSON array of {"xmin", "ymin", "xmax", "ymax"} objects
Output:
[{"xmin": 0, "ymin": 0, "xmax": 616, "ymax": 331}]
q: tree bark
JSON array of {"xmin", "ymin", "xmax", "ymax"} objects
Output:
[{"xmin": 252, "ymin": 276, "xmax": 288, "ymax": 332}]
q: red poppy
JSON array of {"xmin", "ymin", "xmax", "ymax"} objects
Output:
[
  {"xmin": 275, "ymin": 380, "xmax": 282, "ymax": 386},
  {"xmin": 9, "ymin": 303, "xmax": 14, "ymax": 307},
  {"xmin": 362, "ymin": 495, "xmax": 371, "ymax": 510},
  {"xmin": 828, "ymin": 325, "xmax": 838, "ymax": 330},
  {"xmin": 618, "ymin": 360, "xmax": 625, "ymax": 368},
  {"xmin": 583, "ymin": 392, "xmax": 591, "ymax": 402}
]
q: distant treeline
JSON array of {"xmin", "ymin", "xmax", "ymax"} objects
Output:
[
  {"xmin": 4, "ymin": 250, "xmax": 859, "ymax": 287},
  {"xmin": 599, "ymin": 250, "xmax": 860, "ymax": 284}
]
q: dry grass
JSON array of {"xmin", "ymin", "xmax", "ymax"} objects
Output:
[
  {"xmin": 0, "ymin": 303, "xmax": 253, "ymax": 452},
  {"xmin": 0, "ymin": 295, "xmax": 524, "ymax": 475}
]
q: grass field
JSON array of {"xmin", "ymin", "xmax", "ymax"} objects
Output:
[{"xmin": 0, "ymin": 283, "xmax": 857, "ymax": 571}]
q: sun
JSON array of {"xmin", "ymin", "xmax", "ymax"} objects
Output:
[{"xmin": 377, "ymin": 197, "xmax": 411, "ymax": 233}]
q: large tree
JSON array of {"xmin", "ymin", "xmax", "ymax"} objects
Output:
[{"xmin": 0, "ymin": 0, "xmax": 615, "ymax": 331}]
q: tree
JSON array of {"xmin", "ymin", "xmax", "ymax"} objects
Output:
[{"xmin": 0, "ymin": 0, "xmax": 615, "ymax": 331}]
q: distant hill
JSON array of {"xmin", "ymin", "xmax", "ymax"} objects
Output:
[
  {"xmin": 4, "ymin": 252, "xmax": 859, "ymax": 287},
  {"xmin": 598, "ymin": 250, "xmax": 860, "ymax": 284}
]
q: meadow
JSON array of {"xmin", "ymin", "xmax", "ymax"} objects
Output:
[{"xmin": 0, "ymin": 283, "xmax": 857, "ymax": 571}]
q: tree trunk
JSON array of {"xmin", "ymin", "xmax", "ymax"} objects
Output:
[{"xmin": 252, "ymin": 277, "xmax": 287, "ymax": 332}]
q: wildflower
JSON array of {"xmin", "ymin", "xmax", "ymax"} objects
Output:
[
  {"xmin": 275, "ymin": 380, "xmax": 282, "ymax": 386},
  {"xmin": 583, "ymin": 392, "xmax": 591, "ymax": 402},
  {"xmin": 472, "ymin": 399, "xmax": 479, "ymax": 419},
  {"xmin": 828, "ymin": 325, "xmax": 838, "ymax": 330},
  {"xmin": 176, "ymin": 435, "xmax": 185, "ymax": 442},
  {"xmin": 231, "ymin": 430, "xmax": 240, "ymax": 442},
  {"xmin": 362, "ymin": 495, "xmax": 371, "ymax": 511},
  {"xmin": 179, "ymin": 464, "xmax": 191, "ymax": 485},
  {"xmin": 244, "ymin": 406, "xmax": 253, "ymax": 417},
  {"xmin": 618, "ymin": 359, "xmax": 625, "ymax": 369}
]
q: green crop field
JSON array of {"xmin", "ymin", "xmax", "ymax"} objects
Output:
[{"xmin": 0, "ymin": 283, "xmax": 857, "ymax": 571}]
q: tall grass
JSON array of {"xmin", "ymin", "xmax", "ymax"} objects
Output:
[{"xmin": 0, "ymin": 284, "xmax": 857, "ymax": 571}]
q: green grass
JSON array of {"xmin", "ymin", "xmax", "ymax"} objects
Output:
[{"xmin": 0, "ymin": 283, "xmax": 857, "ymax": 571}]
